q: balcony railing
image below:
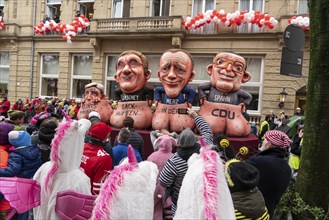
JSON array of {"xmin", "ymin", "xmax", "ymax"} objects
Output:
[
  {"xmin": 89, "ymin": 16, "xmax": 184, "ymax": 33},
  {"xmin": 0, "ymin": 23, "xmax": 21, "ymax": 36}
]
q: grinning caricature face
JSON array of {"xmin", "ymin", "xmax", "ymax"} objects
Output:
[
  {"xmin": 158, "ymin": 50, "xmax": 195, "ymax": 98},
  {"xmin": 207, "ymin": 52, "xmax": 251, "ymax": 93},
  {"xmin": 114, "ymin": 51, "xmax": 151, "ymax": 94}
]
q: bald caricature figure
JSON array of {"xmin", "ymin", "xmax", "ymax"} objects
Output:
[{"xmin": 152, "ymin": 49, "xmax": 196, "ymax": 133}]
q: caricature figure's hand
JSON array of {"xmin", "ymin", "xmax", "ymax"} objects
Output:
[
  {"xmin": 199, "ymin": 97, "xmax": 206, "ymax": 106},
  {"xmin": 239, "ymin": 102, "xmax": 246, "ymax": 113},
  {"xmin": 186, "ymin": 102, "xmax": 192, "ymax": 108}
]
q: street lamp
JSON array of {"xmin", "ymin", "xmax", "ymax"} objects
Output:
[{"xmin": 278, "ymin": 88, "xmax": 288, "ymax": 108}]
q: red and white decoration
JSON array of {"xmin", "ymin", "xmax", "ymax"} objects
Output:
[
  {"xmin": 33, "ymin": 15, "xmax": 90, "ymax": 43},
  {"xmin": 0, "ymin": 16, "xmax": 5, "ymax": 30},
  {"xmin": 288, "ymin": 16, "xmax": 310, "ymax": 31},
  {"xmin": 182, "ymin": 9, "xmax": 278, "ymax": 31}
]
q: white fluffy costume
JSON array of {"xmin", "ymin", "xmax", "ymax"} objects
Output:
[
  {"xmin": 174, "ymin": 139, "xmax": 235, "ymax": 220},
  {"xmin": 33, "ymin": 118, "xmax": 92, "ymax": 219},
  {"xmin": 92, "ymin": 145, "xmax": 158, "ymax": 220}
]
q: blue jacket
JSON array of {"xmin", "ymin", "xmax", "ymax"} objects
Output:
[
  {"xmin": 154, "ymin": 86, "xmax": 196, "ymax": 105},
  {"xmin": 112, "ymin": 142, "xmax": 142, "ymax": 166},
  {"xmin": 0, "ymin": 144, "xmax": 42, "ymax": 178}
]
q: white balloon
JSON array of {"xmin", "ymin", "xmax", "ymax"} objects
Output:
[{"xmin": 291, "ymin": 19, "xmax": 297, "ymax": 25}]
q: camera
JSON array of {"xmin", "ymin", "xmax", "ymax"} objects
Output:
[{"xmin": 177, "ymin": 108, "xmax": 188, "ymax": 114}]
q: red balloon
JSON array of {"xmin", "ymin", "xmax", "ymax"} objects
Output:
[{"xmin": 268, "ymin": 24, "xmax": 274, "ymax": 29}]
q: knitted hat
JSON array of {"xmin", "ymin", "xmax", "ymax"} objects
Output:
[
  {"xmin": 85, "ymin": 82, "xmax": 104, "ymax": 93},
  {"xmin": 264, "ymin": 130, "xmax": 291, "ymax": 148},
  {"xmin": 8, "ymin": 130, "xmax": 31, "ymax": 148},
  {"xmin": 8, "ymin": 110, "xmax": 24, "ymax": 119},
  {"xmin": 88, "ymin": 111, "xmax": 101, "ymax": 120},
  {"xmin": 178, "ymin": 128, "xmax": 196, "ymax": 148},
  {"xmin": 157, "ymin": 135, "xmax": 176, "ymax": 152},
  {"xmin": 225, "ymin": 159, "xmax": 260, "ymax": 193},
  {"xmin": 0, "ymin": 122, "xmax": 14, "ymax": 145},
  {"xmin": 90, "ymin": 122, "xmax": 112, "ymax": 141},
  {"xmin": 38, "ymin": 119, "xmax": 58, "ymax": 145}
]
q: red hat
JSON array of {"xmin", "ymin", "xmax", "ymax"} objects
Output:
[
  {"xmin": 90, "ymin": 122, "xmax": 112, "ymax": 141},
  {"xmin": 264, "ymin": 130, "xmax": 291, "ymax": 148}
]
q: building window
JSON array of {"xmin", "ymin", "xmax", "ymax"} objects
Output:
[
  {"xmin": 113, "ymin": 0, "xmax": 130, "ymax": 18},
  {"xmin": 241, "ymin": 56, "xmax": 264, "ymax": 114},
  {"xmin": 239, "ymin": 0, "xmax": 264, "ymax": 33},
  {"xmin": 78, "ymin": 0, "xmax": 94, "ymax": 20},
  {"xmin": 150, "ymin": 0, "xmax": 170, "ymax": 16},
  {"xmin": 46, "ymin": 0, "xmax": 61, "ymax": 20},
  {"xmin": 191, "ymin": 0, "xmax": 216, "ymax": 34},
  {"xmin": 71, "ymin": 54, "xmax": 93, "ymax": 99},
  {"xmin": 0, "ymin": 0, "xmax": 4, "ymax": 17},
  {"xmin": 0, "ymin": 52, "xmax": 9, "ymax": 95},
  {"xmin": 40, "ymin": 54, "xmax": 59, "ymax": 97},
  {"xmin": 297, "ymin": 0, "xmax": 309, "ymax": 14}
]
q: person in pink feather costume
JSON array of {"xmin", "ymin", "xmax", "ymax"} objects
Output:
[{"xmin": 147, "ymin": 135, "xmax": 176, "ymax": 220}]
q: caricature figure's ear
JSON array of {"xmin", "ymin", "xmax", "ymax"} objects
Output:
[
  {"xmin": 145, "ymin": 70, "xmax": 152, "ymax": 80},
  {"xmin": 206, "ymin": 64, "xmax": 213, "ymax": 76},
  {"xmin": 189, "ymin": 71, "xmax": 196, "ymax": 82},
  {"xmin": 114, "ymin": 74, "xmax": 119, "ymax": 82},
  {"xmin": 242, "ymin": 71, "xmax": 251, "ymax": 83}
]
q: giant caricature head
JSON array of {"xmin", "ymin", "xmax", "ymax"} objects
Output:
[
  {"xmin": 158, "ymin": 49, "xmax": 195, "ymax": 98},
  {"xmin": 83, "ymin": 82, "xmax": 105, "ymax": 103},
  {"xmin": 114, "ymin": 50, "xmax": 151, "ymax": 94},
  {"xmin": 207, "ymin": 52, "xmax": 251, "ymax": 93}
]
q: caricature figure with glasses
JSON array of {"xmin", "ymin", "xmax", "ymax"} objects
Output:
[
  {"xmin": 198, "ymin": 52, "xmax": 252, "ymax": 136},
  {"xmin": 110, "ymin": 50, "xmax": 154, "ymax": 129}
]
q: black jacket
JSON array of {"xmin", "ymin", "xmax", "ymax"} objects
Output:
[{"xmin": 246, "ymin": 148, "xmax": 291, "ymax": 218}]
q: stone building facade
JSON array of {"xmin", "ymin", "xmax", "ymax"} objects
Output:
[{"xmin": 0, "ymin": 0, "xmax": 309, "ymax": 122}]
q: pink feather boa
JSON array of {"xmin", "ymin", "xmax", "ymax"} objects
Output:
[
  {"xmin": 44, "ymin": 120, "xmax": 72, "ymax": 192},
  {"xmin": 92, "ymin": 163, "xmax": 137, "ymax": 219}
]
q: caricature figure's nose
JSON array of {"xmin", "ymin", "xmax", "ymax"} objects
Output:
[{"xmin": 167, "ymin": 66, "xmax": 177, "ymax": 79}]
